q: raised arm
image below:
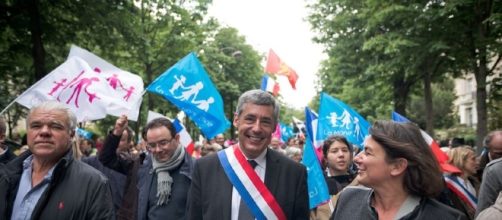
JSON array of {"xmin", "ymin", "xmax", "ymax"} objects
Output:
[{"xmin": 98, "ymin": 115, "xmax": 131, "ymax": 174}]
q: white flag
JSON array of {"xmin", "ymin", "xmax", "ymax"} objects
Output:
[
  {"xmin": 15, "ymin": 45, "xmax": 144, "ymax": 122},
  {"xmin": 16, "ymin": 57, "xmax": 112, "ymax": 122},
  {"xmin": 68, "ymin": 45, "xmax": 144, "ymax": 121}
]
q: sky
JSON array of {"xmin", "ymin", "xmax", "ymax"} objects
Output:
[{"xmin": 207, "ymin": 0, "xmax": 326, "ymax": 109}]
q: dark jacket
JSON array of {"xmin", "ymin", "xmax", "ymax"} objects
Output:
[
  {"xmin": 0, "ymin": 146, "xmax": 17, "ymax": 164},
  {"xmin": 82, "ymin": 156, "xmax": 127, "ymax": 212},
  {"xmin": 186, "ymin": 149, "xmax": 309, "ymax": 220},
  {"xmin": 0, "ymin": 150, "xmax": 115, "ymax": 220},
  {"xmin": 325, "ymin": 173, "xmax": 355, "ymax": 195},
  {"xmin": 331, "ymin": 187, "xmax": 467, "ymax": 220},
  {"xmin": 476, "ymin": 151, "xmax": 490, "ymax": 181},
  {"xmin": 99, "ymin": 133, "xmax": 194, "ymax": 220}
]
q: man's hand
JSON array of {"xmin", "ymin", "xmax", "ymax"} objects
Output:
[{"xmin": 112, "ymin": 115, "xmax": 128, "ymax": 137}]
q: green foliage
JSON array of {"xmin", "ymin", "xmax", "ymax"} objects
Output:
[
  {"xmin": 307, "ymin": 0, "xmax": 501, "ymax": 141},
  {"xmin": 0, "ymin": 0, "xmax": 212, "ymax": 138},
  {"xmin": 408, "ymin": 80, "xmax": 457, "ymax": 129},
  {"xmin": 436, "ymin": 125, "xmax": 477, "ymax": 145},
  {"xmin": 197, "ymin": 25, "xmax": 264, "ymax": 138},
  {"xmin": 488, "ymin": 75, "xmax": 502, "ymax": 130}
]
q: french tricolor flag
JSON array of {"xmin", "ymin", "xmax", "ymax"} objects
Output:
[
  {"xmin": 172, "ymin": 118, "xmax": 195, "ymax": 155},
  {"xmin": 260, "ymin": 75, "xmax": 280, "ymax": 96}
]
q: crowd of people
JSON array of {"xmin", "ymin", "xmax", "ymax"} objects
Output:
[{"xmin": 0, "ymin": 89, "xmax": 501, "ymax": 220}]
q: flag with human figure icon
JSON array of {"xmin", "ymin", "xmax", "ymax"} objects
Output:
[
  {"xmin": 317, "ymin": 93, "xmax": 370, "ymax": 148},
  {"xmin": 15, "ymin": 45, "xmax": 144, "ymax": 122},
  {"xmin": 146, "ymin": 52, "xmax": 230, "ymax": 139}
]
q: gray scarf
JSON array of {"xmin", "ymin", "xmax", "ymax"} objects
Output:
[{"xmin": 152, "ymin": 145, "xmax": 185, "ymax": 206}]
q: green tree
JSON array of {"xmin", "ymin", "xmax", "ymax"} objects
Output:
[
  {"xmin": 0, "ymin": 0, "xmax": 212, "ymax": 138},
  {"xmin": 307, "ymin": 0, "xmax": 501, "ymax": 142},
  {"xmin": 1, "ymin": 0, "xmax": 141, "ymax": 135},
  {"xmin": 308, "ymin": 0, "xmax": 388, "ymax": 121},
  {"xmin": 443, "ymin": 0, "xmax": 502, "ymax": 148},
  {"xmin": 117, "ymin": 0, "xmax": 209, "ymax": 137},
  {"xmin": 487, "ymin": 75, "xmax": 502, "ymax": 130},
  {"xmin": 199, "ymin": 25, "xmax": 263, "ymax": 139},
  {"xmin": 408, "ymin": 79, "xmax": 457, "ymax": 130}
]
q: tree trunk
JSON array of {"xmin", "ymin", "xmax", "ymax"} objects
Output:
[
  {"xmin": 475, "ymin": 60, "xmax": 488, "ymax": 151},
  {"xmin": 6, "ymin": 111, "xmax": 14, "ymax": 140},
  {"xmin": 28, "ymin": 0, "xmax": 46, "ymax": 81},
  {"xmin": 135, "ymin": 62, "xmax": 153, "ymax": 142},
  {"xmin": 423, "ymin": 67, "xmax": 434, "ymax": 136},
  {"xmin": 230, "ymin": 100, "xmax": 235, "ymax": 140},
  {"xmin": 146, "ymin": 63, "xmax": 153, "ymax": 111},
  {"xmin": 393, "ymin": 75, "xmax": 410, "ymax": 117},
  {"xmin": 472, "ymin": 0, "xmax": 491, "ymax": 151}
]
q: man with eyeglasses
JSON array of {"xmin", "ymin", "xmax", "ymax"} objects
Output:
[{"xmin": 100, "ymin": 115, "xmax": 194, "ymax": 220}]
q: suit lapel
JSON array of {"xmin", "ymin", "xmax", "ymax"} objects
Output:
[
  {"xmin": 265, "ymin": 150, "xmax": 281, "ymax": 195},
  {"xmin": 216, "ymin": 156, "xmax": 233, "ymax": 220}
]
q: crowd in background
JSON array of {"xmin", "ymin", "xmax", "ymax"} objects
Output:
[{"xmin": 1, "ymin": 95, "xmax": 502, "ymax": 219}]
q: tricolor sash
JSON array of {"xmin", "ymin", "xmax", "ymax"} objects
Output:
[
  {"xmin": 217, "ymin": 145, "xmax": 286, "ymax": 220},
  {"xmin": 444, "ymin": 174, "xmax": 477, "ymax": 209}
]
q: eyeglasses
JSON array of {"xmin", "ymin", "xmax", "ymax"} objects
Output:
[{"xmin": 146, "ymin": 139, "xmax": 173, "ymax": 150}]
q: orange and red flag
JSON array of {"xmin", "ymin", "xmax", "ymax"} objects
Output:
[{"xmin": 265, "ymin": 49, "xmax": 299, "ymax": 89}]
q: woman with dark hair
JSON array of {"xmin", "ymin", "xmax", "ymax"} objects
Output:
[
  {"xmin": 331, "ymin": 121, "xmax": 466, "ymax": 220},
  {"xmin": 322, "ymin": 135, "xmax": 356, "ymax": 195},
  {"xmin": 311, "ymin": 135, "xmax": 357, "ymax": 219}
]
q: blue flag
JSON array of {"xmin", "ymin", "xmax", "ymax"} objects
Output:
[
  {"xmin": 279, "ymin": 122, "xmax": 294, "ymax": 143},
  {"xmin": 317, "ymin": 93, "xmax": 370, "ymax": 147},
  {"xmin": 301, "ymin": 137, "xmax": 330, "ymax": 208},
  {"xmin": 391, "ymin": 111, "xmax": 411, "ymax": 123},
  {"xmin": 146, "ymin": 52, "xmax": 230, "ymax": 139},
  {"xmin": 76, "ymin": 127, "xmax": 93, "ymax": 140}
]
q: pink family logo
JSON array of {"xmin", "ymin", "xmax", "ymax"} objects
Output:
[
  {"xmin": 107, "ymin": 73, "xmax": 135, "ymax": 101},
  {"xmin": 49, "ymin": 67, "xmax": 135, "ymax": 108}
]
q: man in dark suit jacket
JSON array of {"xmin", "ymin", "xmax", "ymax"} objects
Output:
[{"xmin": 187, "ymin": 89, "xmax": 309, "ymax": 220}]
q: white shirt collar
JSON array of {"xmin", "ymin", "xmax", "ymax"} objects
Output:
[{"xmin": 241, "ymin": 146, "xmax": 267, "ymax": 169}]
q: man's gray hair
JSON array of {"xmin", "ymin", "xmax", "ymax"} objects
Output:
[
  {"xmin": 235, "ymin": 89, "xmax": 280, "ymax": 122},
  {"xmin": 27, "ymin": 101, "xmax": 77, "ymax": 134},
  {"xmin": 285, "ymin": 146, "xmax": 302, "ymax": 159},
  {"xmin": 484, "ymin": 130, "xmax": 502, "ymax": 148}
]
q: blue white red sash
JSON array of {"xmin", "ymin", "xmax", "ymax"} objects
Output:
[
  {"xmin": 217, "ymin": 145, "xmax": 286, "ymax": 220},
  {"xmin": 444, "ymin": 174, "xmax": 477, "ymax": 209}
]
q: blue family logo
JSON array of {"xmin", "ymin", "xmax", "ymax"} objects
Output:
[
  {"xmin": 326, "ymin": 110, "xmax": 362, "ymax": 139},
  {"xmin": 169, "ymin": 75, "xmax": 214, "ymax": 112}
]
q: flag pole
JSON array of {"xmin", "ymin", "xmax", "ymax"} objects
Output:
[
  {"xmin": 0, "ymin": 68, "xmax": 57, "ymax": 116},
  {"xmin": 0, "ymin": 98, "xmax": 20, "ymax": 116}
]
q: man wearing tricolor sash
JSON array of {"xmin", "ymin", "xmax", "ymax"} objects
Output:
[{"xmin": 187, "ymin": 89, "xmax": 309, "ymax": 220}]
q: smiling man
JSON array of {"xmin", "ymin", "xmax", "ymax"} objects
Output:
[
  {"xmin": 0, "ymin": 101, "xmax": 114, "ymax": 220},
  {"xmin": 187, "ymin": 89, "xmax": 309, "ymax": 220}
]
